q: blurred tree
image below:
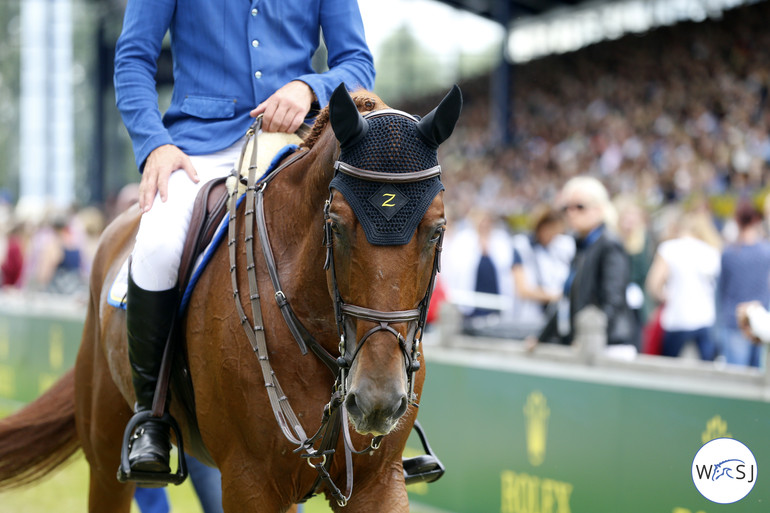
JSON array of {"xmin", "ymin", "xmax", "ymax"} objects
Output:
[
  {"xmin": 374, "ymin": 22, "xmax": 500, "ymax": 104},
  {"xmin": 374, "ymin": 24, "xmax": 445, "ymax": 103},
  {"xmin": 0, "ymin": 1, "xmax": 21, "ymax": 201}
]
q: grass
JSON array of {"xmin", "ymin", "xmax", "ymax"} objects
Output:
[
  {"xmin": 0, "ymin": 407, "xmax": 437, "ymax": 512},
  {"xmin": 0, "ymin": 406, "xmax": 334, "ymax": 512},
  {"xmin": 0, "ymin": 452, "xmax": 335, "ymax": 512}
]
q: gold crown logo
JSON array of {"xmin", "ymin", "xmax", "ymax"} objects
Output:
[
  {"xmin": 523, "ymin": 391, "xmax": 550, "ymax": 467},
  {"xmin": 702, "ymin": 415, "xmax": 731, "ymax": 444}
]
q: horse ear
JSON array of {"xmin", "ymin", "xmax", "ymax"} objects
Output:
[
  {"xmin": 329, "ymin": 83, "xmax": 369, "ymax": 150},
  {"xmin": 416, "ymin": 85, "xmax": 463, "ymax": 149}
]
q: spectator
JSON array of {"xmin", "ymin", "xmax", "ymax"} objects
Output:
[
  {"xmin": 425, "ymin": 275, "xmax": 448, "ymax": 328},
  {"xmin": 400, "ymin": 2, "xmax": 770, "ymax": 235},
  {"xmin": 134, "ymin": 487, "xmax": 169, "ymax": 513},
  {"xmin": 717, "ymin": 201, "xmax": 770, "ymax": 367},
  {"xmin": 510, "ymin": 206, "xmax": 574, "ymax": 337},
  {"xmin": 443, "ymin": 208, "xmax": 513, "ymax": 333},
  {"xmin": 1, "ymin": 220, "xmax": 24, "ymax": 288},
  {"xmin": 615, "ymin": 196, "xmax": 656, "ymax": 343},
  {"xmin": 133, "ymin": 454, "xmax": 227, "ymax": 513},
  {"xmin": 75, "ymin": 206, "xmax": 106, "ymax": 279},
  {"xmin": 537, "ymin": 176, "xmax": 636, "ymax": 348},
  {"xmin": 646, "ymin": 209, "xmax": 722, "ymax": 360},
  {"xmin": 737, "ymin": 300, "xmax": 770, "ymax": 347},
  {"xmin": 32, "ymin": 212, "xmax": 86, "ymax": 295}
]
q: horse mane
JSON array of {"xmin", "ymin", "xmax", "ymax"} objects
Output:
[{"xmin": 301, "ymin": 92, "xmax": 380, "ymax": 150}]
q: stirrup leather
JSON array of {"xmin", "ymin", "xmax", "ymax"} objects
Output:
[
  {"xmin": 403, "ymin": 420, "xmax": 445, "ymax": 486},
  {"xmin": 117, "ymin": 411, "xmax": 188, "ymax": 486}
]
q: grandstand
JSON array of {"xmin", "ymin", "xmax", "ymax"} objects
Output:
[{"xmin": 420, "ymin": 0, "xmax": 770, "ymax": 227}]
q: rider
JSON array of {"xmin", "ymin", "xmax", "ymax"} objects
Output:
[{"xmin": 114, "ymin": 0, "xmax": 375, "ymax": 477}]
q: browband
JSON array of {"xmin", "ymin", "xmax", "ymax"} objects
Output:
[
  {"xmin": 362, "ymin": 108, "xmax": 419, "ymax": 122},
  {"xmin": 333, "ymin": 161, "xmax": 441, "ymax": 183}
]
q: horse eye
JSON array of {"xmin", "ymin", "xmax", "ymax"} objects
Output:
[
  {"xmin": 330, "ymin": 221, "xmax": 341, "ymax": 235},
  {"xmin": 429, "ymin": 227, "xmax": 444, "ymax": 243}
]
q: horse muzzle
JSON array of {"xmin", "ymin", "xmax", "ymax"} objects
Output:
[{"xmin": 344, "ymin": 384, "xmax": 408, "ymax": 436}]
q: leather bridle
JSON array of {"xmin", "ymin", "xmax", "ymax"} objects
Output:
[
  {"xmin": 227, "ymin": 112, "xmax": 443, "ymax": 506},
  {"xmin": 324, "ymin": 117, "xmax": 444, "ymax": 407}
]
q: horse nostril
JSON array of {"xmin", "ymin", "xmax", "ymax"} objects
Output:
[
  {"xmin": 379, "ymin": 394, "xmax": 408, "ymax": 420},
  {"xmin": 345, "ymin": 393, "xmax": 363, "ymax": 419},
  {"xmin": 393, "ymin": 395, "xmax": 408, "ymax": 420}
]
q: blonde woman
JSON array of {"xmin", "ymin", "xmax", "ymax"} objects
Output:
[
  {"xmin": 645, "ymin": 208, "xmax": 721, "ymax": 360},
  {"xmin": 537, "ymin": 176, "xmax": 636, "ymax": 347}
]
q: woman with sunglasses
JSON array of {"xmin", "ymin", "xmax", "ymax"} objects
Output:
[{"xmin": 535, "ymin": 176, "xmax": 637, "ymax": 349}]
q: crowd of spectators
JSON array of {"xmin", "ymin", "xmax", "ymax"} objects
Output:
[
  {"xmin": 0, "ymin": 200, "xmax": 104, "ymax": 301},
  {"xmin": 4, "ymin": 2, "xmax": 770, "ymax": 369},
  {"xmin": 427, "ymin": 1, "xmax": 770, "ymax": 226},
  {"xmin": 422, "ymin": 2, "xmax": 770, "ymax": 369}
]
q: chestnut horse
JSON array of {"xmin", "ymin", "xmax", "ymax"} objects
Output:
[{"xmin": 0, "ymin": 85, "xmax": 461, "ymax": 512}]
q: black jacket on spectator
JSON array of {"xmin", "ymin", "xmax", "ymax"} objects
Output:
[{"xmin": 539, "ymin": 225, "xmax": 636, "ymax": 346}]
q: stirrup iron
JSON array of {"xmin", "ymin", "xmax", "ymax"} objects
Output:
[
  {"xmin": 117, "ymin": 411, "xmax": 188, "ymax": 486},
  {"xmin": 403, "ymin": 420, "xmax": 445, "ymax": 486}
]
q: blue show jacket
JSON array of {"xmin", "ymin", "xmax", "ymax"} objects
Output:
[{"xmin": 114, "ymin": 0, "xmax": 375, "ymax": 170}]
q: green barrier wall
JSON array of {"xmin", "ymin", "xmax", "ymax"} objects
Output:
[
  {"xmin": 406, "ymin": 349, "xmax": 770, "ymax": 513},
  {"xmin": 0, "ymin": 297, "xmax": 83, "ymax": 406},
  {"xmin": 4, "ymin": 296, "xmax": 769, "ymax": 513}
]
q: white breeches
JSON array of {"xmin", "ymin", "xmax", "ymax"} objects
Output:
[{"xmin": 131, "ymin": 139, "xmax": 244, "ymax": 291}]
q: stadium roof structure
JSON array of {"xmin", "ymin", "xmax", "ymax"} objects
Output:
[{"xmin": 437, "ymin": 0, "xmax": 598, "ymax": 20}]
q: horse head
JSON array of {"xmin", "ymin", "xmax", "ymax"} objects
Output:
[{"xmin": 326, "ymin": 84, "xmax": 461, "ymax": 435}]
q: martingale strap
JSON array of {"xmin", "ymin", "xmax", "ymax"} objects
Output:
[
  {"xmin": 227, "ymin": 119, "xmax": 308, "ymax": 447},
  {"xmin": 228, "ymin": 118, "xmax": 357, "ymax": 507},
  {"xmin": 255, "ymin": 185, "xmax": 339, "ymax": 373}
]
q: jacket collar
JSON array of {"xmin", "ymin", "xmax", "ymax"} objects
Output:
[{"xmin": 576, "ymin": 224, "xmax": 604, "ymax": 249}]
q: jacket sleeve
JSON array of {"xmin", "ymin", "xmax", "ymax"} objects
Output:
[
  {"xmin": 113, "ymin": 0, "xmax": 177, "ymax": 171},
  {"xmin": 599, "ymin": 240, "xmax": 630, "ymax": 320},
  {"xmin": 599, "ymin": 240, "xmax": 636, "ymax": 345},
  {"xmin": 297, "ymin": 0, "xmax": 376, "ymax": 107},
  {"xmin": 537, "ymin": 307, "xmax": 560, "ymax": 343}
]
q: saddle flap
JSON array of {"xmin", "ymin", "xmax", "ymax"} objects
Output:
[{"xmin": 177, "ymin": 178, "xmax": 230, "ymax": 299}]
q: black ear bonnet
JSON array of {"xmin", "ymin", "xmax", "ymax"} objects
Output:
[{"xmin": 328, "ymin": 85, "xmax": 462, "ymax": 246}]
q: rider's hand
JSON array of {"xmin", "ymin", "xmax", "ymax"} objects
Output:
[
  {"xmin": 250, "ymin": 80, "xmax": 315, "ymax": 134},
  {"xmin": 140, "ymin": 144, "xmax": 199, "ymax": 213}
]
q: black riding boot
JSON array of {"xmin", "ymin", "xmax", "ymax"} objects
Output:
[{"xmin": 124, "ymin": 273, "xmax": 178, "ymax": 475}]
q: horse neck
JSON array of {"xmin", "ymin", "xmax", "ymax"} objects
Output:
[
  {"xmin": 261, "ymin": 131, "xmax": 338, "ymax": 331},
  {"xmin": 269, "ymin": 130, "xmax": 337, "ymax": 232}
]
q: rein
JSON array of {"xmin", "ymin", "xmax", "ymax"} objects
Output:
[{"xmin": 227, "ymin": 113, "xmax": 443, "ymax": 506}]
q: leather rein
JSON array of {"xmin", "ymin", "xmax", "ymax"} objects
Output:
[{"xmin": 227, "ymin": 114, "xmax": 443, "ymax": 507}]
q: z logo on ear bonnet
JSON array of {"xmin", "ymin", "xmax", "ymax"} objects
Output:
[{"xmin": 329, "ymin": 84, "xmax": 462, "ymax": 246}]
